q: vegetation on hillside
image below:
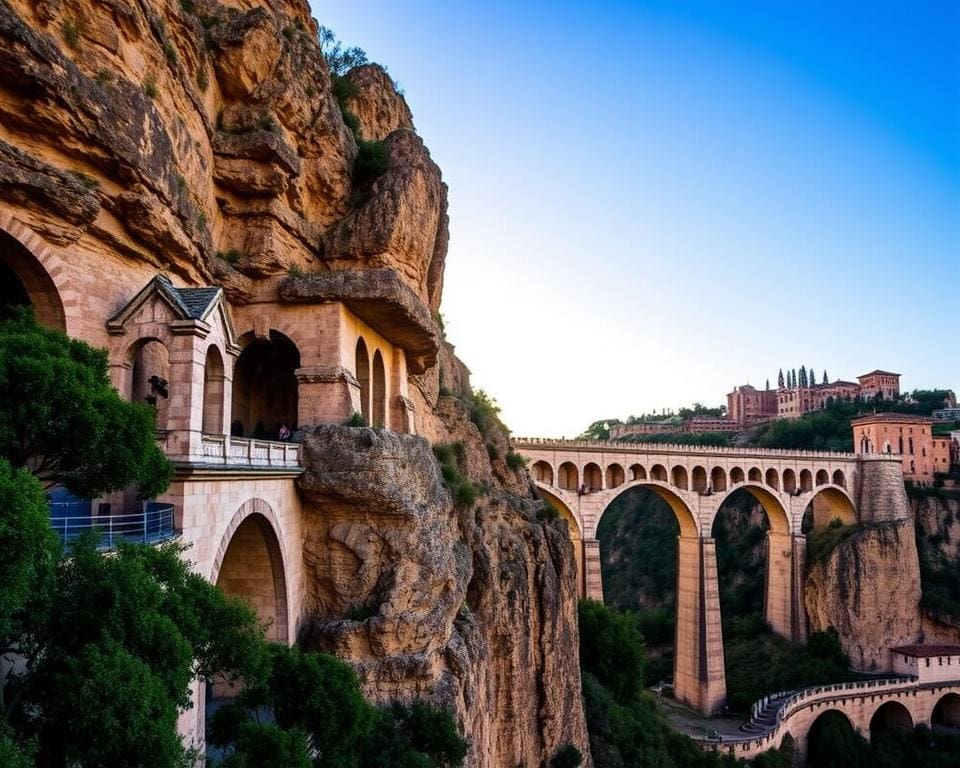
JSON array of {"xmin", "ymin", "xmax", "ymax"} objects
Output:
[
  {"xmin": 0, "ymin": 314, "xmax": 466, "ymax": 767},
  {"xmin": 578, "ymin": 600, "xmax": 792, "ymax": 768}
]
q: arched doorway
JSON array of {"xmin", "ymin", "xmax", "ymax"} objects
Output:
[
  {"xmin": 0, "ymin": 229, "xmax": 66, "ymax": 329},
  {"xmin": 605, "ymin": 463, "xmax": 624, "ymax": 489},
  {"xmin": 232, "ymin": 331, "xmax": 300, "ymax": 439},
  {"xmin": 711, "ymin": 466, "xmax": 727, "ymax": 492},
  {"xmin": 671, "ymin": 465, "xmax": 688, "ymax": 490},
  {"xmin": 215, "ymin": 512, "xmax": 289, "ymax": 643},
  {"xmin": 372, "ymin": 349, "xmax": 386, "ymax": 428},
  {"xmin": 692, "ymin": 466, "xmax": 707, "ymax": 493},
  {"xmin": 355, "ymin": 338, "xmax": 370, "ymax": 424},
  {"xmin": 584, "ymin": 462, "xmax": 602, "ymax": 492},
  {"xmin": 202, "ymin": 345, "xmax": 225, "ymax": 434},
  {"xmin": 558, "ymin": 462, "xmax": 578, "ymax": 491},
  {"xmin": 869, "ymin": 701, "xmax": 913, "ymax": 736}
]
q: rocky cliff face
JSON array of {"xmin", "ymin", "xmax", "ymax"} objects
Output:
[
  {"xmin": 0, "ymin": 0, "xmax": 588, "ymax": 763},
  {"xmin": 804, "ymin": 520, "xmax": 922, "ymax": 670}
]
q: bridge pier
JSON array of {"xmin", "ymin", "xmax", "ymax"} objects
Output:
[
  {"xmin": 675, "ymin": 536, "xmax": 726, "ymax": 715},
  {"xmin": 583, "ymin": 538, "xmax": 603, "ymax": 602},
  {"xmin": 791, "ymin": 534, "xmax": 808, "ymax": 642},
  {"xmin": 764, "ymin": 530, "xmax": 794, "ymax": 639}
]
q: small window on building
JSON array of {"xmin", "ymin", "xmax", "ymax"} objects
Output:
[{"xmin": 926, "ymin": 659, "xmax": 930, "ymax": 667}]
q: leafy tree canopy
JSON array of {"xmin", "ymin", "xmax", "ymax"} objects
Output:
[{"xmin": 0, "ymin": 310, "xmax": 171, "ymax": 498}]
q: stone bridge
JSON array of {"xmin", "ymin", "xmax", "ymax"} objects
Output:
[
  {"xmin": 513, "ymin": 437, "xmax": 909, "ymax": 715},
  {"xmin": 702, "ymin": 675, "xmax": 960, "ymax": 760}
]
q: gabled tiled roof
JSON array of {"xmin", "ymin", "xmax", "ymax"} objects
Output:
[
  {"xmin": 858, "ymin": 369, "xmax": 900, "ymax": 378},
  {"xmin": 891, "ymin": 644, "xmax": 960, "ymax": 658},
  {"xmin": 850, "ymin": 412, "xmax": 935, "ymax": 425},
  {"xmin": 108, "ymin": 274, "xmax": 226, "ymax": 330}
]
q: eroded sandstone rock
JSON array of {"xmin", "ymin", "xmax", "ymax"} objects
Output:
[
  {"xmin": 805, "ymin": 520, "xmax": 922, "ymax": 670},
  {"xmin": 345, "ymin": 63, "xmax": 414, "ymax": 141}
]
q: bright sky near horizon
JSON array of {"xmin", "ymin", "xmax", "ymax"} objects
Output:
[{"xmin": 311, "ymin": 1, "xmax": 960, "ymax": 437}]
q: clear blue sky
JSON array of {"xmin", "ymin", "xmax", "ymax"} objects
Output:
[{"xmin": 310, "ymin": 1, "xmax": 960, "ymax": 436}]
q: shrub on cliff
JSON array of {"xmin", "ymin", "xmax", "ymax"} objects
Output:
[{"xmin": 0, "ymin": 309, "xmax": 172, "ymax": 499}]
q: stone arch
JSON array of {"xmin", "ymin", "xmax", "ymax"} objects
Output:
[
  {"xmin": 710, "ymin": 466, "xmax": 727, "ymax": 492},
  {"xmin": 558, "ymin": 461, "xmax": 579, "ymax": 491},
  {"xmin": 355, "ymin": 337, "xmax": 371, "ymax": 423},
  {"xmin": 532, "ymin": 460, "xmax": 554, "ymax": 485},
  {"xmin": 807, "ymin": 710, "xmax": 857, "ymax": 759},
  {"xmin": 605, "ymin": 463, "xmax": 625, "ymax": 489},
  {"xmin": 211, "ymin": 498, "xmax": 290, "ymax": 644},
  {"xmin": 869, "ymin": 700, "xmax": 913, "ymax": 735},
  {"xmin": 202, "ymin": 344, "xmax": 225, "ymax": 434},
  {"xmin": 832, "ymin": 469, "xmax": 846, "ymax": 488},
  {"xmin": 730, "ymin": 466, "xmax": 744, "ymax": 485},
  {"xmin": 783, "ymin": 468, "xmax": 797, "ymax": 494},
  {"xmin": 932, "ymin": 692, "xmax": 960, "ymax": 727},
  {"xmin": 602, "ymin": 481, "xmax": 699, "ymax": 538},
  {"xmin": 691, "ymin": 466, "xmax": 707, "ymax": 494},
  {"xmin": 629, "ymin": 463, "xmax": 646, "ymax": 481},
  {"xmin": 714, "ymin": 483, "xmax": 790, "ymax": 534},
  {"xmin": 128, "ymin": 337, "xmax": 172, "ymax": 430},
  {"xmin": 651, "ymin": 464, "xmax": 667, "ymax": 482},
  {"xmin": 536, "ymin": 485, "xmax": 582, "ymax": 541},
  {"xmin": 799, "ymin": 468, "xmax": 813, "ymax": 492},
  {"xmin": 584, "ymin": 462, "xmax": 602, "ymax": 492},
  {"xmin": 816, "ymin": 469, "xmax": 829, "ymax": 486},
  {"xmin": 232, "ymin": 331, "xmax": 300, "ymax": 438},
  {"xmin": 671, "ymin": 465, "xmax": 688, "ymax": 490},
  {"xmin": 748, "ymin": 467, "xmax": 762, "ymax": 482},
  {"xmin": 803, "ymin": 486, "xmax": 858, "ymax": 530},
  {"xmin": 372, "ymin": 349, "xmax": 387, "ymax": 428},
  {"xmin": 765, "ymin": 467, "xmax": 780, "ymax": 491},
  {"xmin": 0, "ymin": 224, "xmax": 67, "ymax": 330}
]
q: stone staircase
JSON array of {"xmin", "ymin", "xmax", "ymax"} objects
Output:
[{"xmin": 739, "ymin": 691, "xmax": 794, "ymax": 736}]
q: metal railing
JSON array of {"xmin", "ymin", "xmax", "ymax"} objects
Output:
[{"xmin": 49, "ymin": 501, "xmax": 177, "ymax": 550}]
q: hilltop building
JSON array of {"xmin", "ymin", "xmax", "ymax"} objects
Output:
[
  {"xmin": 727, "ymin": 369, "xmax": 902, "ymax": 424},
  {"xmin": 851, "ymin": 413, "xmax": 956, "ymax": 483}
]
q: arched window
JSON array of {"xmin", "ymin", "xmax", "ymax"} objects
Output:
[
  {"xmin": 131, "ymin": 339, "xmax": 171, "ymax": 430},
  {"xmin": 832, "ymin": 469, "xmax": 845, "ymax": 488},
  {"xmin": 629, "ymin": 464, "xmax": 646, "ymax": 481},
  {"xmin": 748, "ymin": 467, "xmax": 762, "ymax": 483},
  {"xmin": 532, "ymin": 461, "xmax": 553, "ymax": 485},
  {"xmin": 232, "ymin": 331, "xmax": 300, "ymax": 439},
  {"xmin": 691, "ymin": 466, "xmax": 707, "ymax": 493},
  {"xmin": 671, "ymin": 465, "xmax": 688, "ymax": 490},
  {"xmin": 355, "ymin": 338, "xmax": 371, "ymax": 424},
  {"xmin": 558, "ymin": 462, "xmax": 578, "ymax": 491},
  {"xmin": 730, "ymin": 466, "xmax": 744, "ymax": 485},
  {"xmin": 372, "ymin": 350, "xmax": 387, "ymax": 428},
  {"xmin": 605, "ymin": 463, "xmax": 625, "ymax": 489},
  {"xmin": 765, "ymin": 468, "xmax": 780, "ymax": 490},
  {"xmin": 584, "ymin": 463, "xmax": 602, "ymax": 492},
  {"xmin": 815, "ymin": 469, "xmax": 829, "ymax": 486},
  {"xmin": 202, "ymin": 345, "xmax": 225, "ymax": 434},
  {"xmin": 650, "ymin": 464, "xmax": 667, "ymax": 482},
  {"xmin": 799, "ymin": 469, "xmax": 813, "ymax": 492},
  {"xmin": 710, "ymin": 467, "xmax": 727, "ymax": 492},
  {"xmin": 782, "ymin": 468, "xmax": 797, "ymax": 494}
]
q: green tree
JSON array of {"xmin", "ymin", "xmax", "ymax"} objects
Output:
[
  {"xmin": 777, "ymin": 369, "xmax": 784, "ymax": 388},
  {"xmin": 0, "ymin": 310, "xmax": 171, "ymax": 498}
]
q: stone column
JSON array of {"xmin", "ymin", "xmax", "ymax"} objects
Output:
[
  {"xmin": 699, "ymin": 537, "xmax": 727, "ymax": 714},
  {"xmin": 764, "ymin": 530, "xmax": 794, "ymax": 639},
  {"xmin": 582, "ymin": 538, "xmax": 603, "ymax": 602},
  {"xmin": 791, "ymin": 534, "xmax": 808, "ymax": 642},
  {"xmin": 295, "ymin": 365, "xmax": 360, "ymax": 427},
  {"xmin": 674, "ymin": 536, "xmax": 702, "ymax": 710}
]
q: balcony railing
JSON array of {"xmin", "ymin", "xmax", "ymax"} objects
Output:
[
  {"xmin": 49, "ymin": 501, "xmax": 177, "ymax": 550},
  {"xmin": 199, "ymin": 434, "xmax": 302, "ymax": 469}
]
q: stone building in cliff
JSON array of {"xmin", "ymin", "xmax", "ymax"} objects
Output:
[{"xmin": 0, "ymin": 1, "xmax": 589, "ymax": 764}]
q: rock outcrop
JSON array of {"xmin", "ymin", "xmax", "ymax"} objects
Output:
[
  {"xmin": 805, "ymin": 520, "xmax": 923, "ymax": 670},
  {"xmin": 0, "ymin": 0, "xmax": 589, "ymax": 764}
]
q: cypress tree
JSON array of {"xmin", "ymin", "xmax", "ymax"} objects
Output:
[
  {"xmin": 823, "ymin": 370, "xmax": 828, "ymax": 385},
  {"xmin": 777, "ymin": 369, "xmax": 785, "ymax": 389}
]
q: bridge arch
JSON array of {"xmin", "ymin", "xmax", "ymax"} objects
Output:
[
  {"xmin": 558, "ymin": 461, "xmax": 578, "ymax": 490},
  {"xmin": 672, "ymin": 465, "xmax": 688, "ymax": 490},
  {"xmin": 605, "ymin": 463, "xmax": 625, "ymax": 489},
  {"xmin": 692, "ymin": 466, "xmax": 708, "ymax": 494},
  {"xmin": 869, "ymin": 700, "xmax": 913, "ymax": 735},
  {"xmin": 584, "ymin": 462, "xmax": 602, "ymax": 491},
  {"xmin": 710, "ymin": 466, "xmax": 727, "ymax": 492},
  {"xmin": 803, "ymin": 485, "xmax": 857, "ymax": 530},
  {"xmin": 713, "ymin": 483, "xmax": 790, "ymax": 533},
  {"xmin": 601, "ymin": 480, "xmax": 699, "ymax": 538},
  {"xmin": 932, "ymin": 692, "xmax": 960, "ymax": 727},
  {"xmin": 532, "ymin": 460, "xmax": 553, "ymax": 485},
  {"xmin": 764, "ymin": 467, "xmax": 780, "ymax": 491},
  {"xmin": 536, "ymin": 485, "xmax": 582, "ymax": 541}
]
